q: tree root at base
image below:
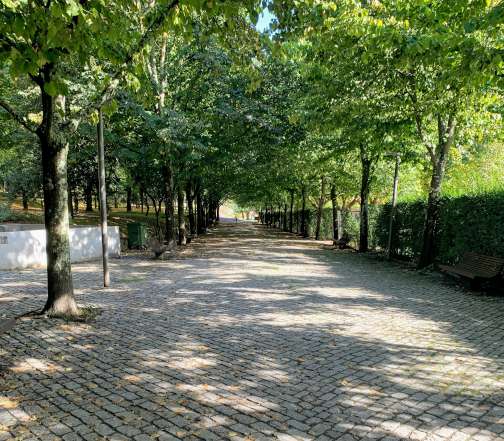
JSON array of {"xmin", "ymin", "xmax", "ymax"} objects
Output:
[{"xmin": 15, "ymin": 305, "xmax": 102, "ymax": 322}]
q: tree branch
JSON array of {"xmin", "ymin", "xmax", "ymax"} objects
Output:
[
  {"xmin": 96, "ymin": 0, "xmax": 180, "ymax": 108},
  {"xmin": 0, "ymin": 99, "xmax": 37, "ymax": 134},
  {"xmin": 407, "ymin": 89, "xmax": 436, "ymax": 164}
]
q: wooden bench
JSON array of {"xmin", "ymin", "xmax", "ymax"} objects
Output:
[
  {"xmin": 0, "ymin": 319, "xmax": 16, "ymax": 336},
  {"xmin": 439, "ymin": 252, "xmax": 504, "ymax": 289}
]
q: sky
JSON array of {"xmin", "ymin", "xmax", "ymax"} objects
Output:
[{"xmin": 256, "ymin": 8, "xmax": 275, "ymax": 33}]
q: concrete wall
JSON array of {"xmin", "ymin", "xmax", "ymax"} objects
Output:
[{"xmin": 0, "ymin": 225, "xmax": 120, "ymax": 270}]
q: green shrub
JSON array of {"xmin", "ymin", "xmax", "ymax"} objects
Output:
[
  {"xmin": 373, "ymin": 192, "xmax": 504, "ymax": 263},
  {"xmin": 0, "ymin": 203, "xmax": 10, "ymax": 223}
]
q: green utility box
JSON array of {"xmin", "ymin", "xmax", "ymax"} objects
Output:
[{"xmin": 127, "ymin": 222, "xmax": 147, "ymax": 249}]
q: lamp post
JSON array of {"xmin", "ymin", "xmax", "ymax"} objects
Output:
[{"xmin": 386, "ymin": 152, "xmax": 401, "ymax": 260}]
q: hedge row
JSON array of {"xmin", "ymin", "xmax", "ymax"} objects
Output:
[
  {"xmin": 271, "ymin": 192, "xmax": 504, "ymax": 264},
  {"xmin": 266, "ymin": 207, "xmax": 362, "ymax": 246},
  {"xmin": 375, "ymin": 194, "xmax": 504, "ymax": 263}
]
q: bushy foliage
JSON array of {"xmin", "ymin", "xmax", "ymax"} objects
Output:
[
  {"xmin": 289, "ymin": 208, "xmax": 361, "ymax": 244},
  {"xmin": 374, "ymin": 193, "xmax": 504, "ymax": 264},
  {"xmin": 373, "ymin": 202, "xmax": 426, "ymax": 260},
  {"xmin": 0, "ymin": 202, "xmax": 10, "ymax": 223}
]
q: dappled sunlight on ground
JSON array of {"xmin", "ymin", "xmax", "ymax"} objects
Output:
[{"xmin": 1, "ymin": 222, "xmax": 504, "ymax": 440}]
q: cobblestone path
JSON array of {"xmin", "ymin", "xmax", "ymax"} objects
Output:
[{"xmin": 1, "ymin": 222, "xmax": 504, "ymax": 441}]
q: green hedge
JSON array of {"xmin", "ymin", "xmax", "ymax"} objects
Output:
[
  {"xmin": 266, "ymin": 193, "xmax": 504, "ymax": 264},
  {"xmin": 373, "ymin": 193, "xmax": 504, "ymax": 263},
  {"xmin": 373, "ymin": 201, "xmax": 425, "ymax": 259}
]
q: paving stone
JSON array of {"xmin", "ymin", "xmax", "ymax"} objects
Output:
[{"xmin": 1, "ymin": 223, "xmax": 504, "ymax": 441}]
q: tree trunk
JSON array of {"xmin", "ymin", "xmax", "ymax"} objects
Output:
[
  {"xmin": 296, "ymin": 203, "xmax": 300, "ymax": 234},
  {"xmin": 85, "ymin": 180, "xmax": 93, "ymax": 212},
  {"xmin": 186, "ymin": 181, "xmax": 196, "ymax": 237},
  {"xmin": 147, "ymin": 194, "xmax": 161, "ymax": 239},
  {"xmin": 177, "ymin": 186, "xmax": 186, "ymax": 245},
  {"xmin": 418, "ymin": 115, "xmax": 456, "ymax": 268},
  {"xmin": 330, "ymin": 184, "xmax": 340, "ymax": 242},
  {"xmin": 96, "ymin": 108, "xmax": 110, "ymax": 287},
  {"xmin": 126, "ymin": 187, "xmax": 132, "ymax": 212},
  {"xmin": 68, "ymin": 186, "xmax": 74, "ymax": 218},
  {"xmin": 37, "ymin": 70, "xmax": 78, "ymax": 316},
  {"xmin": 315, "ymin": 176, "xmax": 326, "ymax": 240},
  {"xmin": 359, "ymin": 147, "xmax": 372, "ymax": 253},
  {"xmin": 289, "ymin": 189, "xmax": 294, "ymax": 233},
  {"xmin": 162, "ymin": 163, "xmax": 175, "ymax": 244},
  {"xmin": 196, "ymin": 184, "xmax": 205, "ymax": 235},
  {"xmin": 283, "ymin": 204, "xmax": 288, "ymax": 231},
  {"xmin": 22, "ymin": 191, "xmax": 29, "ymax": 210},
  {"xmin": 204, "ymin": 199, "xmax": 210, "ymax": 228},
  {"xmin": 300, "ymin": 185, "xmax": 307, "ymax": 237},
  {"xmin": 73, "ymin": 192, "xmax": 79, "ymax": 215}
]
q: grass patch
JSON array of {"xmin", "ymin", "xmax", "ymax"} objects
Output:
[{"xmin": 51, "ymin": 306, "xmax": 103, "ymax": 323}]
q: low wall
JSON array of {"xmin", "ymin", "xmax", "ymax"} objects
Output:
[{"xmin": 0, "ymin": 225, "xmax": 120, "ymax": 270}]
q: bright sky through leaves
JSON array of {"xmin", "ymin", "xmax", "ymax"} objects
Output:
[{"xmin": 256, "ymin": 8, "xmax": 275, "ymax": 32}]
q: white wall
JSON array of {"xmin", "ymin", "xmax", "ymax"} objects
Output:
[{"xmin": 0, "ymin": 226, "xmax": 120, "ymax": 270}]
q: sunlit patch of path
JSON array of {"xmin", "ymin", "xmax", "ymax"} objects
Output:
[{"xmin": 1, "ymin": 222, "xmax": 504, "ymax": 440}]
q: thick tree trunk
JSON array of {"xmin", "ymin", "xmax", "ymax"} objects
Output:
[
  {"xmin": 37, "ymin": 72, "xmax": 78, "ymax": 316},
  {"xmin": 315, "ymin": 176, "xmax": 326, "ymax": 240},
  {"xmin": 177, "ymin": 186, "xmax": 186, "ymax": 245},
  {"xmin": 330, "ymin": 184, "xmax": 340, "ymax": 242},
  {"xmin": 126, "ymin": 187, "xmax": 132, "ymax": 212},
  {"xmin": 162, "ymin": 163, "xmax": 175, "ymax": 244},
  {"xmin": 283, "ymin": 204, "xmax": 288, "ymax": 231},
  {"xmin": 359, "ymin": 147, "xmax": 372, "ymax": 253},
  {"xmin": 418, "ymin": 116, "xmax": 456, "ymax": 268}
]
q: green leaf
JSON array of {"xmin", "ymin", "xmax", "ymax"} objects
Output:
[
  {"xmin": 66, "ymin": 0, "xmax": 80, "ymax": 16},
  {"xmin": 43, "ymin": 81, "xmax": 58, "ymax": 97},
  {"xmin": 0, "ymin": 0, "xmax": 17, "ymax": 9}
]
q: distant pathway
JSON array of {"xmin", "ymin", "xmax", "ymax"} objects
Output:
[{"xmin": 1, "ymin": 222, "xmax": 504, "ymax": 440}]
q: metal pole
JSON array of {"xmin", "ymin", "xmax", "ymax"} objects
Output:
[
  {"xmin": 387, "ymin": 154, "xmax": 401, "ymax": 260},
  {"xmin": 97, "ymin": 108, "xmax": 110, "ymax": 287}
]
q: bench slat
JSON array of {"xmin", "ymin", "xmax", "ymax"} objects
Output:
[
  {"xmin": 440, "ymin": 252, "xmax": 504, "ymax": 282},
  {"xmin": 455, "ymin": 265, "xmax": 501, "ymax": 276}
]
